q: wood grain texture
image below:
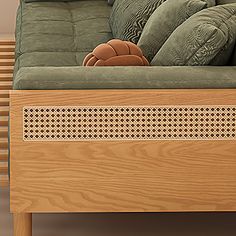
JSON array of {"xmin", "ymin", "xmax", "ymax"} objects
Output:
[
  {"xmin": 0, "ymin": 106, "xmax": 9, "ymax": 116},
  {"xmin": 10, "ymin": 90, "xmax": 236, "ymax": 213},
  {"xmin": 13, "ymin": 213, "xmax": 32, "ymax": 236},
  {"xmin": 0, "ymin": 149, "xmax": 8, "ymax": 161},
  {"xmin": 0, "ymin": 175, "xmax": 9, "ymax": 187},
  {"xmin": 0, "ymin": 39, "xmax": 13, "ymax": 190}
]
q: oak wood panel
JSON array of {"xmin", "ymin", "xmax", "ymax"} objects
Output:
[
  {"xmin": 13, "ymin": 213, "xmax": 32, "ymax": 236},
  {"xmin": 10, "ymin": 90, "xmax": 236, "ymax": 213},
  {"xmin": 10, "ymin": 89, "xmax": 236, "ymax": 106}
]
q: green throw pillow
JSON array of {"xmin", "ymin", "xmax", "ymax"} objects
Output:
[
  {"xmin": 217, "ymin": 0, "xmax": 236, "ymax": 4},
  {"xmin": 109, "ymin": 0, "xmax": 166, "ymax": 44},
  {"xmin": 151, "ymin": 4, "xmax": 236, "ymax": 66},
  {"xmin": 138, "ymin": 0, "xmax": 215, "ymax": 62}
]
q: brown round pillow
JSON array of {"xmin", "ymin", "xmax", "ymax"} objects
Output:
[{"xmin": 83, "ymin": 39, "xmax": 149, "ymax": 66}]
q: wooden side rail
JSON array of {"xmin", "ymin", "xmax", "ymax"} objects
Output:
[{"xmin": 10, "ymin": 89, "xmax": 236, "ymax": 235}]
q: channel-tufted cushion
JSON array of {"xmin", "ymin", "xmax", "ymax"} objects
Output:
[{"xmin": 14, "ymin": 0, "xmax": 112, "ymax": 76}]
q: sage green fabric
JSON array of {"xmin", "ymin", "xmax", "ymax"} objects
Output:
[
  {"xmin": 231, "ymin": 46, "xmax": 236, "ymax": 65},
  {"xmin": 15, "ymin": 0, "xmax": 112, "ymax": 76},
  {"xmin": 108, "ymin": 0, "xmax": 115, "ymax": 5},
  {"xmin": 151, "ymin": 4, "xmax": 236, "ymax": 66},
  {"xmin": 217, "ymin": 0, "xmax": 236, "ymax": 4},
  {"xmin": 138, "ymin": 0, "xmax": 215, "ymax": 62},
  {"xmin": 14, "ymin": 66, "xmax": 236, "ymax": 90},
  {"xmin": 109, "ymin": 0, "xmax": 166, "ymax": 43}
]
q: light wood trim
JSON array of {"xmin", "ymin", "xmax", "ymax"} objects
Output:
[
  {"xmin": 10, "ymin": 89, "xmax": 236, "ymax": 106},
  {"xmin": 10, "ymin": 90, "xmax": 236, "ymax": 213},
  {"xmin": 13, "ymin": 213, "xmax": 32, "ymax": 236}
]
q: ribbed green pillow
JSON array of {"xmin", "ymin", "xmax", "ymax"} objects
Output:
[
  {"xmin": 151, "ymin": 4, "xmax": 236, "ymax": 66},
  {"xmin": 138, "ymin": 0, "xmax": 215, "ymax": 62},
  {"xmin": 109, "ymin": 0, "xmax": 166, "ymax": 44}
]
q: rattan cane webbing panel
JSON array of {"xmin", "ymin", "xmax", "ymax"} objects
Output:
[{"xmin": 23, "ymin": 106, "xmax": 236, "ymax": 141}]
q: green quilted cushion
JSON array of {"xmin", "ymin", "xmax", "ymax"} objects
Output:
[
  {"xmin": 151, "ymin": 4, "xmax": 236, "ymax": 66},
  {"xmin": 109, "ymin": 0, "xmax": 166, "ymax": 44},
  {"xmin": 14, "ymin": 0, "xmax": 112, "ymax": 77},
  {"xmin": 138, "ymin": 0, "xmax": 215, "ymax": 62}
]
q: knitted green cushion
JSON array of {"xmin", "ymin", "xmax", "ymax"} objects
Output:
[
  {"xmin": 138, "ymin": 0, "xmax": 215, "ymax": 62},
  {"xmin": 109, "ymin": 0, "xmax": 166, "ymax": 44},
  {"xmin": 151, "ymin": 4, "xmax": 236, "ymax": 66}
]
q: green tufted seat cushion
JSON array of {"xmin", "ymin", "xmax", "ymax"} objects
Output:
[{"xmin": 14, "ymin": 0, "xmax": 112, "ymax": 77}]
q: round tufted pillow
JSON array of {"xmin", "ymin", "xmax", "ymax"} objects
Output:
[{"xmin": 83, "ymin": 39, "xmax": 149, "ymax": 66}]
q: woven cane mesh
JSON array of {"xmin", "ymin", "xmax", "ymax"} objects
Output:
[{"xmin": 23, "ymin": 106, "xmax": 236, "ymax": 141}]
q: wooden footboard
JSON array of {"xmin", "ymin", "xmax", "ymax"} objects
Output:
[{"xmin": 10, "ymin": 89, "xmax": 236, "ymax": 213}]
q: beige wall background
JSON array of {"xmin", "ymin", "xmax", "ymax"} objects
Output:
[{"xmin": 0, "ymin": 0, "xmax": 19, "ymax": 37}]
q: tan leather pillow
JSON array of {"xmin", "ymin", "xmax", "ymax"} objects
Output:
[{"xmin": 83, "ymin": 39, "xmax": 149, "ymax": 66}]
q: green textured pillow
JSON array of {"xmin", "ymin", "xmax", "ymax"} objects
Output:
[
  {"xmin": 138, "ymin": 0, "xmax": 215, "ymax": 62},
  {"xmin": 217, "ymin": 0, "xmax": 236, "ymax": 4},
  {"xmin": 109, "ymin": 0, "xmax": 166, "ymax": 44},
  {"xmin": 151, "ymin": 4, "xmax": 236, "ymax": 66}
]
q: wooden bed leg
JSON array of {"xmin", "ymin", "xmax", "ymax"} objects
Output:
[{"xmin": 13, "ymin": 213, "xmax": 32, "ymax": 236}]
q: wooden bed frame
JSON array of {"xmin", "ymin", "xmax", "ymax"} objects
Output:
[{"xmin": 10, "ymin": 89, "xmax": 236, "ymax": 236}]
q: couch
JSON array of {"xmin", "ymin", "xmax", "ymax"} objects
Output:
[{"xmin": 10, "ymin": 0, "xmax": 236, "ymax": 236}]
